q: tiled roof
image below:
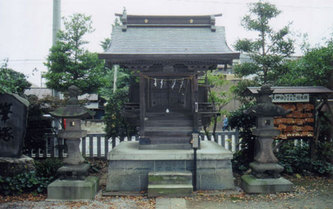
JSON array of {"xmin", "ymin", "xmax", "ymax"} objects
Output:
[{"xmin": 247, "ymin": 86, "xmax": 333, "ymax": 95}]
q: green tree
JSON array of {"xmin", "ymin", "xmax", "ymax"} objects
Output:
[
  {"xmin": 0, "ymin": 59, "xmax": 31, "ymax": 95},
  {"xmin": 205, "ymin": 71, "xmax": 232, "ymax": 136},
  {"xmin": 44, "ymin": 13, "xmax": 105, "ymax": 94},
  {"xmin": 100, "ymin": 18, "xmax": 137, "ymax": 139},
  {"xmin": 276, "ymin": 40, "xmax": 333, "ymax": 87},
  {"xmin": 234, "ymin": 1, "xmax": 294, "ymax": 85}
]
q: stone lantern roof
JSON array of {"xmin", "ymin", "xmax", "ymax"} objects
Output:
[
  {"xmin": 49, "ymin": 85, "xmax": 95, "ymax": 119},
  {"xmin": 246, "ymin": 85, "xmax": 291, "ymax": 117}
]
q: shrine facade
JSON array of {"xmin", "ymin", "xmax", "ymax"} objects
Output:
[{"xmin": 99, "ymin": 10, "xmax": 239, "ymax": 149}]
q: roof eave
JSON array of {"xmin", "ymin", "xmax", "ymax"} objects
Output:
[{"xmin": 98, "ymin": 53, "xmax": 240, "ymax": 65}]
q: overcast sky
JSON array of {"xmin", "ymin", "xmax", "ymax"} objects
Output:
[{"xmin": 1, "ymin": 0, "xmax": 333, "ymax": 86}]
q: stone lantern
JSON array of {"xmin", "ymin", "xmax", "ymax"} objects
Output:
[
  {"xmin": 241, "ymin": 85, "xmax": 293, "ymax": 193},
  {"xmin": 47, "ymin": 85, "xmax": 99, "ymax": 200}
]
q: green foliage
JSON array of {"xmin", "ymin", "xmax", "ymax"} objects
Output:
[
  {"xmin": 234, "ymin": 1, "xmax": 294, "ymax": 85},
  {"xmin": 104, "ymin": 89, "xmax": 137, "ymax": 138},
  {"xmin": 0, "ymin": 60, "xmax": 31, "ymax": 95},
  {"xmin": 34, "ymin": 158, "xmax": 63, "ymax": 179},
  {"xmin": 0, "ymin": 159, "xmax": 63, "ymax": 195},
  {"xmin": 207, "ymin": 71, "xmax": 232, "ymax": 112},
  {"xmin": 230, "ymin": 79, "xmax": 258, "ymax": 103},
  {"xmin": 98, "ymin": 67, "xmax": 133, "ymax": 99},
  {"xmin": 44, "ymin": 13, "xmax": 105, "ymax": 94},
  {"xmin": 0, "ymin": 171, "xmax": 42, "ymax": 195},
  {"xmin": 276, "ymin": 141, "xmax": 333, "ymax": 176},
  {"xmin": 23, "ymin": 95, "xmax": 55, "ymax": 153},
  {"xmin": 276, "ymin": 41, "xmax": 333, "ymax": 87},
  {"xmin": 229, "ymin": 104, "xmax": 256, "ymax": 173},
  {"xmin": 101, "ymin": 17, "xmax": 138, "ymax": 139},
  {"xmin": 204, "ymin": 71, "xmax": 233, "ymax": 134}
]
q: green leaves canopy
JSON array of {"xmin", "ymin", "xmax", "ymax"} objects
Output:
[
  {"xmin": 276, "ymin": 41, "xmax": 333, "ymax": 87},
  {"xmin": 234, "ymin": 1, "xmax": 294, "ymax": 85},
  {"xmin": 44, "ymin": 13, "xmax": 105, "ymax": 94},
  {"xmin": 0, "ymin": 60, "xmax": 31, "ymax": 95}
]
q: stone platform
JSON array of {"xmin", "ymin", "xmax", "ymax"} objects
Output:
[
  {"xmin": 47, "ymin": 176, "xmax": 99, "ymax": 201},
  {"xmin": 106, "ymin": 141, "xmax": 234, "ymax": 192},
  {"xmin": 241, "ymin": 175, "xmax": 293, "ymax": 194}
]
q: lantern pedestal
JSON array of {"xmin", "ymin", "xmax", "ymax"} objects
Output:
[
  {"xmin": 47, "ymin": 176, "xmax": 99, "ymax": 201},
  {"xmin": 241, "ymin": 175, "xmax": 293, "ymax": 194},
  {"xmin": 57, "ymin": 163, "xmax": 90, "ymax": 180}
]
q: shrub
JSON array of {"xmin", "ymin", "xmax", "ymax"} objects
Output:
[
  {"xmin": 229, "ymin": 104, "xmax": 256, "ymax": 174},
  {"xmin": 35, "ymin": 158, "xmax": 63, "ymax": 178},
  {"xmin": 0, "ymin": 171, "xmax": 50, "ymax": 195},
  {"xmin": 276, "ymin": 141, "xmax": 333, "ymax": 176},
  {"xmin": 0, "ymin": 158, "xmax": 63, "ymax": 195}
]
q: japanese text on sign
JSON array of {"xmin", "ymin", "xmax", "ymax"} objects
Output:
[{"xmin": 272, "ymin": 94, "xmax": 310, "ymax": 103}]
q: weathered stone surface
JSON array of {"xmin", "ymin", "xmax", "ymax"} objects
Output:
[
  {"xmin": 57, "ymin": 163, "xmax": 90, "ymax": 180},
  {"xmin": 148, "ymin": 172, "xmax": 192, "ymax": 185},
  {"xmin": 106, "ymin": 141, "xmax": 234, "ymax": 191},
  {"xmin": 148, "ymin": 184, "xmax": 193, "ymax": 197},
  {"xmin": 108, "ymin": 141, "xmax": 233, "ymax": 161},
  {"xmin": 250, "ymin": 162, "xmax": 284, "ymax": 178},
  {"xmin": 197, "ymin": 169, "xmax": 234, "ymax": 190},
  {"xmin": 241, "ymin": 175, "xmax": 293, "ymax": 194},
  {"xmin": 47, "ymin": 176, "xmax": 99, "ymax": 201},
  {"xmin": 148, "ymin": 172, "xmax": 193, "ymax": 197},
  {"xmin": 0, "ymin": 155, "xmax": 35, "ymax": 176},
  {"xmin": 156, "ymin": 198, "xmax": 187, "ymax": 209},
  {"xmin": 0, "ymin": 93, "xmax": 29, "ymax": 158},
  {"xmin": 62, "ymin": 139, "xmax": 85, "ymax": 165}
]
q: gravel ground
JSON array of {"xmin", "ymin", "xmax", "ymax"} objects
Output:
[
  {"xmin": 0, "ymin": 192, "xmax": 155, "ymax": 209},
  {"xmin": 0, "ymin": 176, "xmax": 331, "ymax": 209}
]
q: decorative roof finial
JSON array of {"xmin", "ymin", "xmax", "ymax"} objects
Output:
[
  {"xmin": 121, "ymin": 7, "xmax": 128, "ymax": 32},
  {"xmin": 123, "ymin": 7, "xmax": 127, "ymax": 16}
]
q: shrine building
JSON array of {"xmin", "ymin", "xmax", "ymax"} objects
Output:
[{"xmin": 99, "ymin": 10, "xmax": 240, "ymax": 149}]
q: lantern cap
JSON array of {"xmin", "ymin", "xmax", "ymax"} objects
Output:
[{"xmin": 49, "ymin": 85, "xmax": 95, "ymax": 119}]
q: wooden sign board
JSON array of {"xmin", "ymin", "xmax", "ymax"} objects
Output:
[
  {"xmin": 272, "ymin": 94, "xmax": 310, "ymax": 103},
  {"xmin": 274, "ymin": 103, "xmax": 314, "ymax": 140}
]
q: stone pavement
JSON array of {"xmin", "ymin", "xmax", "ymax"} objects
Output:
[{"xmin": 156, "ymin": 198, "xmax": 186, "ymax": 209}]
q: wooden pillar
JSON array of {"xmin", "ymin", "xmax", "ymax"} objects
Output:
[
  {"xmin": 139, "ymin": 73, "xmax": 146, "ymax": 137},
  {"xmin": 192, "ymin": 72, "xmax": 199, "ymax": 132}
]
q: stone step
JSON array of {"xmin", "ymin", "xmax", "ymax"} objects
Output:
[
  {"xmin": 144, "ymin": 126, "xmax": 193, "ymax": 132},
  {"xmin": 146, "ymin": 112, "xmax": 191, "ymax": 117},
  {"xmin": 145, "ymin": 120, "xmax": 193, "ymax": 126},
  {"xmin": 146, "ymin": 115, "xmax": 192, "ymax": 121},
  {"xmin": 148, "ymin": 136, "xmax": 191, "ymax": 144},
  {"xmin": 149, "ymin": 172, "xmax": 192, "ymax": 185},
  {"xmin": 145, "ymin": 131, "xmax": 192, "ymax": 137},
  {"xmin": 148, "ymin": 184, "xmax": 193, "ymax": 197},
  {"xmin": 139, "ymin": 143, "xmax": 192, "ymax": 150}
]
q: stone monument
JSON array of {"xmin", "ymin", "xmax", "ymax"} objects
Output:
[
  {"xmin": 47, "ymin": 85, "xmax": 99, "ymax": 200},
  {"xmin": 0, "ymin": 93, "xmax": 35, "ymax": 177},
  {"xmin": 241, "ymin": 85, "xmax": 293, "ymax": 193}
]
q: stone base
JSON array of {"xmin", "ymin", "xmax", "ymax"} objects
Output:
[
  {"xmin": 106, "ymin": 141, "xmax": 234, "ymax": 192},
  {"xmin": 47, "ymin": 176, "xmax": 99, "ymax": 201},
  {"xmin": 0, "ymin": 155, "xmax": 35, "ymax": 176},
  {"xmin": 148, "ymin": 172, "xmax": 193, "ymax": 197},
  {"xmin": 249, "ymin": 162, "xmax": 284, "ymax": 178},
  {"xmin": 139, "ymin": 143, "xmax": 192, "ymax": 150},
  {"xmin": 57, "ymin": 163, "xmax": 90, "ymax": 180},
  {"xmin": 241, "ymin": 175, "xmax": 293, "ymax": 194}
]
